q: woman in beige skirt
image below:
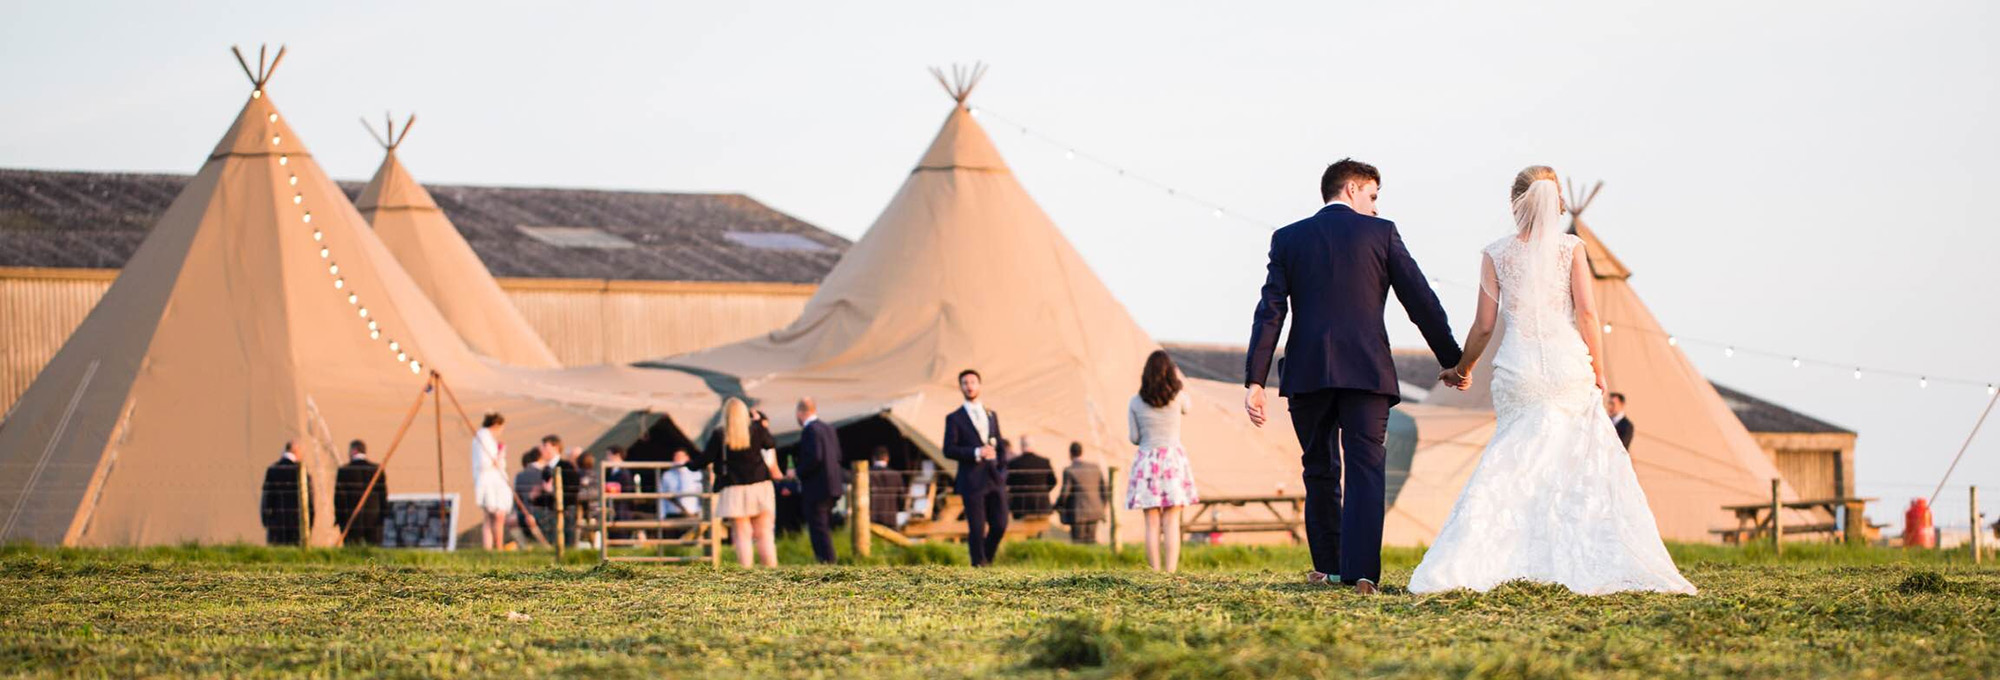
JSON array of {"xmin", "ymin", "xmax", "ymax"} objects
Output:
[{"xmin": 687, "ymin": 397, "xmax": 781, "ymax": 567}]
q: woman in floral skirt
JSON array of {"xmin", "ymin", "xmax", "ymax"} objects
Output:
[{"xmin": 1126, "ymin": 350, "xmax": 1199, "ymax": 572}]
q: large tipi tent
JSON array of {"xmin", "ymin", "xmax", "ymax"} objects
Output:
[
  {"xmin": 0, "ymin": 48, "xmax": 711, "ymax": 546},
  {"xmin": 356, "ymin": 115, "xmax": 560, "ymax": 368},
  {"xmin": 1395, "ymin": 182, "xmax": 1808, "ymax": 544},
  {"xmin": 651, "ymin": 67, "xmax": 1303, "ymax": 537}
]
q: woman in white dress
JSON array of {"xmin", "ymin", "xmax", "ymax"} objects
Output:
[
  {"xmin": 1409, "ymin": 166, "xmax": 1695, "ymax": 595},
  {"xmin": 471, "ymin": 412, "xmax": 516, "ymax": 550}
]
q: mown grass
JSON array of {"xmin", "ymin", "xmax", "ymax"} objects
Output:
[{"xmin": 1, "ymin": 538, "xmax": 1995, "ymax": 678}]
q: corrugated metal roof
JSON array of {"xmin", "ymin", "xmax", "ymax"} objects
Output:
[{"xmin": 0, "ymin": 167, "xmax": 849, "ymax": 284}]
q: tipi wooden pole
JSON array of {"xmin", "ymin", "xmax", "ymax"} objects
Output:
[
  {"xmin": 433, "ymin": 374, "xmax": 449, "ymax": 532},
  {"xmin": 1109, "ymin": 466, "xmax": 1122, "ymax": 554},
  {"xmin": 852, "ymin": 461, "xmax": 872, "ymax": 559},
  {"xmin": 1770, "ymin": 478, "xmax": 1783, "ymax": 556}
]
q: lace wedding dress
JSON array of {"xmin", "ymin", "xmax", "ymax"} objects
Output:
[{"xmin": 1407, "ymin": 181, "xmax": 1695, "ymax": 595}]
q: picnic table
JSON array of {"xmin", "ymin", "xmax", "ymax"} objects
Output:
[
  {"xmin": 1181, "ymin": 495, "xmax": 1306, "ymax": 543},
  {"xmin": 1716, "ymin": 496, "xmax": 1877, "ymax": 546}
]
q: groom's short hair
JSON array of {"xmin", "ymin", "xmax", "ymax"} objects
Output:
[{"xmin": 1321, "ymin": 158, "xmax": 1381, "ymax": 202}]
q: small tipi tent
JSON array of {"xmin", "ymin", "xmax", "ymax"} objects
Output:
[
  {"xmin": 0, "ymin": 47, "xmax": 710, "ymax": 546},
  {"xmin": 356, "ymin": 115, "xmax": 560, "ymax": 368},
  {"xmin": 652, "ymin": 67, "xmax": 1303, "ymax": 538},
  {"xmin": 1404, "ymin": 181, "xmax": 1808, "ymax": 543}
]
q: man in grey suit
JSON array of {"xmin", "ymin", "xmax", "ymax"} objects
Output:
[{"xmin": 1056, "ymin": 441, "xmax": 1109, "ymax": 544}]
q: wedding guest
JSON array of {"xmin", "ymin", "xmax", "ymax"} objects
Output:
[
  {"xmin": 659, "ymin": 449, "xmax": 703, "ymax": 518},
  {"xmin": 575, "ymin": 452, "xmax": 601, "ymax": 535},
  {"xmin": 471, "ymin": 413, "xmax": 514, "ymax": 550},
  {"xmin": 943, "ymin": 368, "xmax": 1009, "ymax": 566},
  {"xmin": 1007, "ymin": 435, "xmax": 1058, "ymax": 519},
  {"xmin": 1056, "ymin": 441, "xmax": 1109, "ymax": 544},
  {"xmin": 603, "ymin": 445, "xmax": 635, "ymax": 521},
  {"xmin": 1608, "ymin": 392, "xmax": 1635, "ymax": 449},
  {"xmin": 538, "ymin": 438, "xmax": 582, "ymax": 547},
  {"xmin": 794, "ymin": 397, "xmax": 845, "ymax": 564},
  {"xmin": 260, "ymin": 440, "xmax": 315, "ymax": 546},
  {"xmin": 333, "ymin": 439, "xmax": 387, "ymax": 547},
  {"xmin": 868, "ymin": 447, "xmax": 906, "ymax": 528},
  {"xmin": 1128, "ymin": 350, "xmax": 1199, "ymax": 573},
  {"xmin": 512, "ymin": 449, "xmax": 547, "ymax": 546},
  {"xmin": 687, "ymin": 397, "xmax": 781, "ymax": 568}
]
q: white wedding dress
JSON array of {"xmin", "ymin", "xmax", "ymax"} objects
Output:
[{"xmin": 1407, "ymin": 181, "xmax": 1694, "ymax": 596}]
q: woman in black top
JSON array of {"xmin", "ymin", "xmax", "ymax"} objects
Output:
[{"xmin": 686, "ymin": 397, "xmax": 781, "ymax": 567}]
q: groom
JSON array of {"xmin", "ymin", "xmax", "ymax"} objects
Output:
[{"xmin": 1244, "ymin": 159, "xmax": 1464, "ymax": 593}]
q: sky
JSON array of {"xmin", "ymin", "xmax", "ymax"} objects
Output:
[{"xmin": 2, "ymin": 1, "xmax": 1996, "ymax": 526}]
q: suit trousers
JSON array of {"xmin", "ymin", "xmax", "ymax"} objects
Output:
[
  {"xmin": 1288, "ymin": 388, "xmax": 1392, "ymax": 584},
  {"xmin": 806, "ymin": 497, "xmax": 838, "ymax": 564},
  {"xmin": 961, "ymin": 486, "xmax": 1010, "ymax": 566}
]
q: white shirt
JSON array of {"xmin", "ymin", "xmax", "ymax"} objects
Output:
[
  {"xmin": 281, "ymin": 451, "xmax": 298, "ymax": 463},
  {"xmin": 1325, "ymin": 199, "xmax": 1351, "ymax": 209},
  {"xmin": 963, "ymin": 402, "xmax": 990, "ymax": 443},
  {"xmin": 1610, "ymin": 412, "xmax": 1627, "ymax": 425},
  {"xmin": 803, "ymin": 414, "xmax": 820, "ymax": 427}
]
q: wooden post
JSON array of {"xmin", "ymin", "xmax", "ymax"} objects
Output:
[
  {"xmin": 1972, "ymin": 486, "xmax": 1982, "ymax": 565},
  {"xmin": 1843, "ymin": 500, "xmax": 1866, "ymax": 547},
  {"xmin": 708, "ymin": 492, "xmax": 722, "ymax": 568},
  {"xmin": 852, "ymin": 461, "xmax": 872, "ymax": 559},
  {"xmin": 599, "ymin": 462, "xmax": 611, "ymax": 564},
  {"xmin": 1108, "ymin": 466, "xmax": 1121, "ymax": 554},
  {"xmin": 297, "ymin": 458, "xmax": 311, "ymax": 549},
  {"xmin": 1769, "ymin": 478, "xmax": 1782, "ymax": 556},
  {"xmin": 553, "ymin": 466, "xmax": 566, "ymax": 563}
]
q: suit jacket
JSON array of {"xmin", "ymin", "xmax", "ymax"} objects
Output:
[
  {"xmin": 259, "ymin": 458, "xmax": 315, "ymax": 530},
  {"xmin": 333, "ymin": 459, "xmax": 387, "ymax": 530},
  {"xmin": 1246, "ymin": 203, "xmax": 1462, "ymax": 399},
  {"xmin": 1006, "ymin": 452, "xmax": 1057, "ymax": 518},
  {"xmin": 1056, "ymin": 460, "xmax": 1109, "ymax": 524},
  {"xmin": 942, "ymin": 406, "xmax": 1008, "ymax": 495},
  {"xmin": 796, "ymin": 419, "xmax": 845, "ymax": 502},
  {"xmin": 868, "ymin": 466, "xmax": 907, "ymax": 526},
  {"xmin": 1613, "ymin": 415, "xmax": 1635, "ymax": 449}
]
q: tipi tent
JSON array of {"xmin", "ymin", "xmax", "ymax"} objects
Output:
[
  {"xmin": 651, "ymin": 67, "xmax": 1303, "ymax": 538},
  {"xmin": 356, "ymin": 115, "xmax": 560, "ymax": 368},
  {"xmin": 1400, "ymin": 181, "xmax": 1808, "ymax": 543},
  {"xmin": 0, "ymin": 47, "xmax": 711, "ymax": 546}
]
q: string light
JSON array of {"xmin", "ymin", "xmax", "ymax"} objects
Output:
[
  {"xmin": 347, "ymin": 294, "xmax": 357, "ymax": 305},
  {"xmin": 275, "ymin": 128, "xmax": 420, "ymax": 379},
  {"xmin": 271, "ymin": 135, "xmax": 282, "ymax": 146},
  {"xmin": 313, "ymin": 230, "xmax": 322, "ymax": 241},
  {"xmin": 333, "ymin": 279, "xmax": 344, "ymax": 290},
  {"xmin": 328, "ymin": 264, "xmax": 338, "ymax": 275},
  {"xmin": 302, "ymin": 212, "xmax": 311, "ymax": 223},
  {"xmin": 288, "ymin": 176, "xmax": 297, "ymax": 186},
  {"xmin": 410, "ymin": 361, "xmax": 421, "ymax": 374},
  {"xmin": 319, "ymin": 248, "xmax": 329, "ymax": 259},
  {"xmin": 358, "ymin": 307, "xmax": 368, "ymax": 318},
  {"xmin": 268, "ymin": 113, "xmax": 278, "ymax": 123},
  {"xmin": 980, "ymin": 101, "xmax": 1999, "ymax": 398},
  {"xmin": 279, "ymin": 155, "xmax": 288, "ymax": 166},
  {"xmin": 252, "ymin": 89, "xmax": 262, "ymax": 99}
]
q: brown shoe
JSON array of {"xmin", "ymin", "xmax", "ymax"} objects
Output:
[
  {"xmin": 1307, "ymin": 571, "xmax": 1338, "ymax": 586},
  {"xmin": 1354, "ymin": 579, "xmax": 1379, "ymax": 595}
]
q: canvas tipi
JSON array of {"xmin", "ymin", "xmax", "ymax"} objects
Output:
[
  {"xmin": 0, "ymin": 47, "xmax": 710, "ymax": 546},
  {"xmin": 651, "ymin": 67, "xmax": 1303, "ymax": 539},
  {"xmin": 356, "ymin": 114, "xmax": 560, "ymax": 368},
  {"xmin": 1396, "ymin": 181, "xmax": 1809, "ymax": 543}
]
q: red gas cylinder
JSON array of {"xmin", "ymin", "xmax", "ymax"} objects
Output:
[{"xmin": 1904, "ymin": 499, "xmax": 1935, "ymax": 548}]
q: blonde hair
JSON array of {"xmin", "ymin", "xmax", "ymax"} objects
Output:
[
  {"xmin": 722, "ymin": 397, "xmax": 752, "ymax": 451},
  {"xmin": 1511, "ymin": 165, "xmax": 1559, "ymax": 201}
]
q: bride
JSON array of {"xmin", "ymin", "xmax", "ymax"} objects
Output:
[{"xmin": 1408, "ymin": 166, "xmax": 1695, "ymax": 595}]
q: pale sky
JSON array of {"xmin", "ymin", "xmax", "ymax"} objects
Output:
[{"xmin": 3, "ymin": 1, "xmax": 1996, "ymax": 526}]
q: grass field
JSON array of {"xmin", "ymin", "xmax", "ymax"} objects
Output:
[{"xmin": 2, "ymin": 538, "xmax": 1996, "ymax": 678}]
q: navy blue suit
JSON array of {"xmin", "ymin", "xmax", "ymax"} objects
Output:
[
  {"xmin": 942, "ymin": 405, "xmax": 1008, "ymax": 566},
  {"xmin": 1246, "ymin": 203, "xmax": 1462, "ymax": 584},
  {"xmin": 796, "ymin": 418, "xmax": 844, "ymax": 563}
]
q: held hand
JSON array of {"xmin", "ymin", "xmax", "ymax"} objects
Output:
[
  {"xmin": 1594, "ymin": 371, "xmax": 1608, "ymax": 394},
  {"xmin": 1438, "ymin": 368, "xmax": 1471, "ymax": 391},
  {"xmin": 1244, "ymin": 385, "xmax": 1268, "ymax": 427},
  {"xmin": 979, "ymin": 445, "xmax": 997, "ymax": 461}
]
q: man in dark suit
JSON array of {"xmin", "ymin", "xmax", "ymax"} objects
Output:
[
  {"xmin": 794, "ymin": 397, "xmax": 845, "ymax": 564},
  {"xmin": 943, "ymin": 368, "xmax": 1010, "ymax": 566},
  {"xmin": 332, "ymin": 439, "xmax": 388, "ymax": 546},
  {"xmin": 1244, "ymin": 159, "xmax": 1463, "ymax": 594},
  {"xmin": 260, "ymin": 440, "xmax": 316, "ymax": 546},
  {"xmin": 1006, "ymin": 435, "xmax": 1057, "ymax": 519},
  {"xmin": 536, "ymin": 436, "xmax": 581, "ymax": 547},
  {"xmin": 1607, "ymin": 392, "xmax": 1635, "ymax": 449}
]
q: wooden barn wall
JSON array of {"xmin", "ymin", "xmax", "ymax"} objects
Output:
[{"xmin": 0, "ymin": 269, "xmax": 813, "ymax": 415}]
